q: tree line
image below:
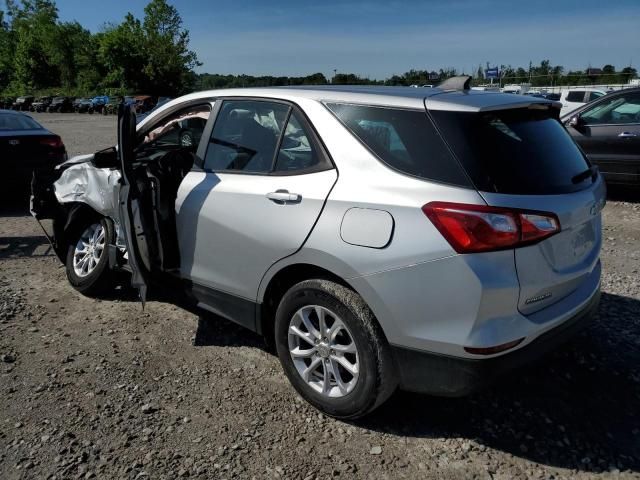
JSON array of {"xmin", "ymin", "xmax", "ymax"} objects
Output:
[
  {"xmin": 197, "ymin": 62, "xmax": 637, "ymax": 90},
  {"xmin": 0, "ymin": 0, "xmax": 199, "ymax": 98},
  {"xmin": 0, "ymin": 0, "xmax": 637, "ymax": 99}
]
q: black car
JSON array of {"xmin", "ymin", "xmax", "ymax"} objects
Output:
[
  {"xmin": 563, "ymin": 87, "xmax": 640, "ymax": 187},
  {"xmin": 48, "ymin": 97, "xmax": 74, "ymax": 113},
  {"xmin": 530, "ymin": 92, "xmax": 560, "ymax": 101},
  {"xmin": 74, "ymin": 98, "xmax": 94, "ymax": 113},
  {"xmin": 31, "ymin": 96, "xmax": 53, "ymax": 112},
  {"xmin": 12, "ymin": 96, "xmax": 35, "ymax": 111},
  {"xmin": 1, "ymin": 110, "xmax": 67, "ymax": 195}
]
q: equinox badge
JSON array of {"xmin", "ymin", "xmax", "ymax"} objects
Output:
[{"xmin": 525, "ymin": 292, "xmax": 552, "ymax": 305}]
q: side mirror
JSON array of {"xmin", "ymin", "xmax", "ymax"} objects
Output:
[
  {"xmin": 92, "ymin": 147, "xmax": 119, "ymax": 168},
  {"xmin": 568, "ymin": 115, "xmax": 584, "ymax": 128}
]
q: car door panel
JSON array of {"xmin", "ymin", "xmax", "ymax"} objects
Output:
[
  {"xmin": 572, "ymin": 123, "xmax": 640, "ymax": 184},
  {"xmin": 567, "ymin": 90, "xmax": 640, "ymax": 185},
  {"xmin": 175, "ymin": 168, "xmax": 338, "ymax": 300}
]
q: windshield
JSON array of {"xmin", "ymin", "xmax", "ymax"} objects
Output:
[
  {"xmin": 431, "ymin": 107, "xmax": 591, "ymax": 195},
  {"xmin": 0, "ymin": 113, "xmax": 42, "ymax": 130}
]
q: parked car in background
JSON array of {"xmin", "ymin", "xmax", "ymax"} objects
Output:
[
  {"xmin": 528, "ymin": 92, "xmax": 561, "ymax": 101},
  {"xmin": 1, "ymin": 109, "xmax": 66, "ymax": 196},
  {"xmin": 0, "ymin": 97, "xmax": 15, "ymax": 109},
  {"xmin": 74, "ymin": 98, "xmax": 94, "ymax": 113},
  {"xmin": 31, "ymin": 96, "xmax": 53, "ymax": 112},
  {"xmin": 48, "ymin": 97, "xmax": 74, "ymax": 113},
  {"xmin": 563, "ymin": 87, "xmax": 640, "ymax": 187},
  {"xmin": 103, "ymin": 97, "xmax": 121, "ymax": 115},
  {"xmin": 134, "ymin": 95, "xmax": 155, "ymax": 113},
  {"xmin": 136, "ymin": 96, "xmax": 172, "ymax": 123},
  {"xmin": 560, "ymin": 88, "xmax": 607, "ymax": 116},
  {"xmin": 91, "ymin": 95, "xmax": 109, "ymax": 114},
  {"xmin": 32, "ymin": 82, "xmax": 603, "ymax": 419},
  {"xmin": 12, "ymin": 96, "xmax": 35, "ymax": 111}
]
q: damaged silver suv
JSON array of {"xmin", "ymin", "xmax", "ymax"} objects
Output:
[{"xmin": 32, "ymin": 78, "xmax": 604, "ymax": 418}]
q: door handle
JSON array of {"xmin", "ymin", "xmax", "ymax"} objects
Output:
[
  {"xmin": 618, "ymin": 132, "xmax": 638, "ymax": 138},
  {"xmin": 266, "ymin": 190, "xmax": 302, "ymax": 204}
]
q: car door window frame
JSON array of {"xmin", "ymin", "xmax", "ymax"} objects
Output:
[
  {"xmin": 201, "ymin": 96, "xmax": 335, "ymax": 176},
  {"xmin": 135, "ymin": 99, "xmax": 216, "ymax": 161},
  {"xmin": 580, "ymin": 92, "xmax": 640, "ymax": 127}
]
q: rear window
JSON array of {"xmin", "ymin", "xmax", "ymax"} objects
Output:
[
  {"xmin": 431, "ymin": 108, "xmax": 591, "ymax": 195},
  {"xmin": 0, "ymin": 113, "xmax": 42, "ymax": 130},
  {"xmin": 326, "ymin": 103, "xmax": 471, "ymax": 187},
  {"xmin": 566, "ymin": 91, "xmax": 585, "ymax": 102}
]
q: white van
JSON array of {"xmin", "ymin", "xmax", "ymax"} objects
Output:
[{"xmin": 560, "ymin": 88, "xmax": 607, "ymax": 116}]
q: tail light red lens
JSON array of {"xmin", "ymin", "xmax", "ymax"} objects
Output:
[
  {"xmin": 422, "ymin": 202, "xmax": 560, "ymax": 253},
  {"xmin": 39, "ymin": 136, "xmax": 64, "ymax": 149}
]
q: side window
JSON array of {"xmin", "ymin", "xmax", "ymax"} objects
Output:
[
  {"xmin": 204, "ymin": 100, "xmax": 289, "ymax": 173},
  {"xmin": 587, "ymin": 91, "xmax": 604, "ymax": 102},
  {"xmin": 273, "ymin": 111, "xmax": 321, "ymax": 173},
  {"xmin": 140, "ymin": 104, "xmax": 211, "ymax": 153},
  {"xmin": 326, "ymin": 103, "xmax": 471, "ymax": 187},
  {"xmin": 581, "ymin": 93, "xmax": 640, "ymax": 125},
  {"xmin": 566, "ymin": 91, "xmax": 586, "ymax": 103}
]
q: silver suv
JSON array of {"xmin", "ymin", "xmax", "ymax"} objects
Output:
[{"xmin": 32, "ymin": 79, "xmax": 604, "ymax": 418}]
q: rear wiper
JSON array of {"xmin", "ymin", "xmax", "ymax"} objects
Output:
[{"xmin": 571, "ymin": 165, "xmax": 598, "ymax": 184}]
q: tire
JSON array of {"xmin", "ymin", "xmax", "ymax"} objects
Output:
[
  {"xmin": 65, "ymin": 216, "xmax": 116, "ymax": 296},
  {"xmin": 274, "ymin": 279, "xmax": 397, "ymax": 419}
]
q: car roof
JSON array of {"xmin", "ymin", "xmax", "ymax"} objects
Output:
[
  {"xmin": 158, "ymin": 85, "xmax": 556, "ymax": 114},
  {"xmin": 565, "ymin": 87, "xmax": 608, "ymax": 92}
]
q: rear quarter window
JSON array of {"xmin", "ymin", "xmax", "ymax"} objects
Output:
[{"xmin": 325, "ymin": 103, "xmax": 471, "ymax": 187}]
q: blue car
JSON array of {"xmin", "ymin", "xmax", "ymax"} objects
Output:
[{"xmin": 91, "ymin": 96, "xmax": 109, "ymax": 114}]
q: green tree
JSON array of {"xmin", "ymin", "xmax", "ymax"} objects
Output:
[
  {"xmin": 0, "ymin": 10, "xmax": 14, "ymax": 91},
  {"xmin": 140, "ymin": 0, "xmax": 200, "ymax": 95},
  {"xmin": 7, "ymin": 0, "xmax": 60, "ymax": 91}
]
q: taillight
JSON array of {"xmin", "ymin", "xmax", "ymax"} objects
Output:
[
  {"xmin": 422, "ymin": 202, "xmax": 560, "ymax": 253},
  {"xmin": 39, "ymin": 136, "xmax": 64, "ymax": 149}
]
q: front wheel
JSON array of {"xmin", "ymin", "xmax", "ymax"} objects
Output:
[
  {"xmin": 274, "ymin": 279, "xmax": 397, "ymax": 419},
  {"xmin": 65, "ymin": 216, "xmax": 116, "ymax": 296}
]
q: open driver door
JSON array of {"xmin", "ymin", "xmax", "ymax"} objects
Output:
[{"xmin": 117, "ymin": 103, "xmax": 151, "ymax": 305}]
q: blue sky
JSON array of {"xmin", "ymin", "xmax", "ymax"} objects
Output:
[{"xmin": 55, "ymin": 0, "xmax": 639, "ymax": 79}]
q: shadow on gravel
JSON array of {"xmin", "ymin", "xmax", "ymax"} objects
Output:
[
  {"xmin": 357, "ymin": 292, "xmax": 640, "ymax": 473},
  {"xmin": 0, "ymin": 235, "xmax": 53, "ymax": 259},
  {"xmin": 607, "ymin": 185, "xmax": 640, "ymax": 203},
  {"xmin": 192, "ymin": 314, "xmax": 266, "ymax": 350}
]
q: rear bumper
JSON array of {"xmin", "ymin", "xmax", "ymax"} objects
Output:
[{"xmin": 390, "ymin": 286, "xmax": 600, "ymax": 396}]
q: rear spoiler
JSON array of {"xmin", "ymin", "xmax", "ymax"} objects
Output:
[{"xmin": 426, "ymin": 96, "xmax": 562, "ymax": 113}]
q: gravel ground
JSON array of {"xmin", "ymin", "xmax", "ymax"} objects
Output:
[{"xmin": 0, "ymin": 113, "xmax": 639, "ymax": 479}]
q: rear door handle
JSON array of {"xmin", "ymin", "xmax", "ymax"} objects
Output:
[
  {"xmin": 618, "ymin": 132, "xmax": 638, "ymax": 138},
  {"xmin": 266, "ymin": 190, "xmax": 302, "ymax": 204}
]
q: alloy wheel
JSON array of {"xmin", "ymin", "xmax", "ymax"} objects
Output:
[
  {"xmin": 72, "ymin": 223, "xmax": 105, "ymax": 278},
  {"xmin": 288, "ymin": 305, "xmax": 359, "ymax": 398}
]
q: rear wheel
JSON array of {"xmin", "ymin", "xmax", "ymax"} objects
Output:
[
  {"xmin": 274, "ymin": 279, "xmax": 397, "ymax": 419},
  {"xmin": 65, "ymin": 216, "xmax": 116, "ymax": 296}
]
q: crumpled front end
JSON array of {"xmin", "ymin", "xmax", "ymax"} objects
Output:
[
  {"xmin": 31, "ymin": 154, "xmax": 123, "ymax": 263},
  {"xmin": 52, "ymin": 161, "xmax": 122, "ymax": 219}
]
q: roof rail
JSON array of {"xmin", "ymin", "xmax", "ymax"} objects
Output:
[{"xmin": 437, "ymin": 75, "xmax": 472, "ymax": 91}]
